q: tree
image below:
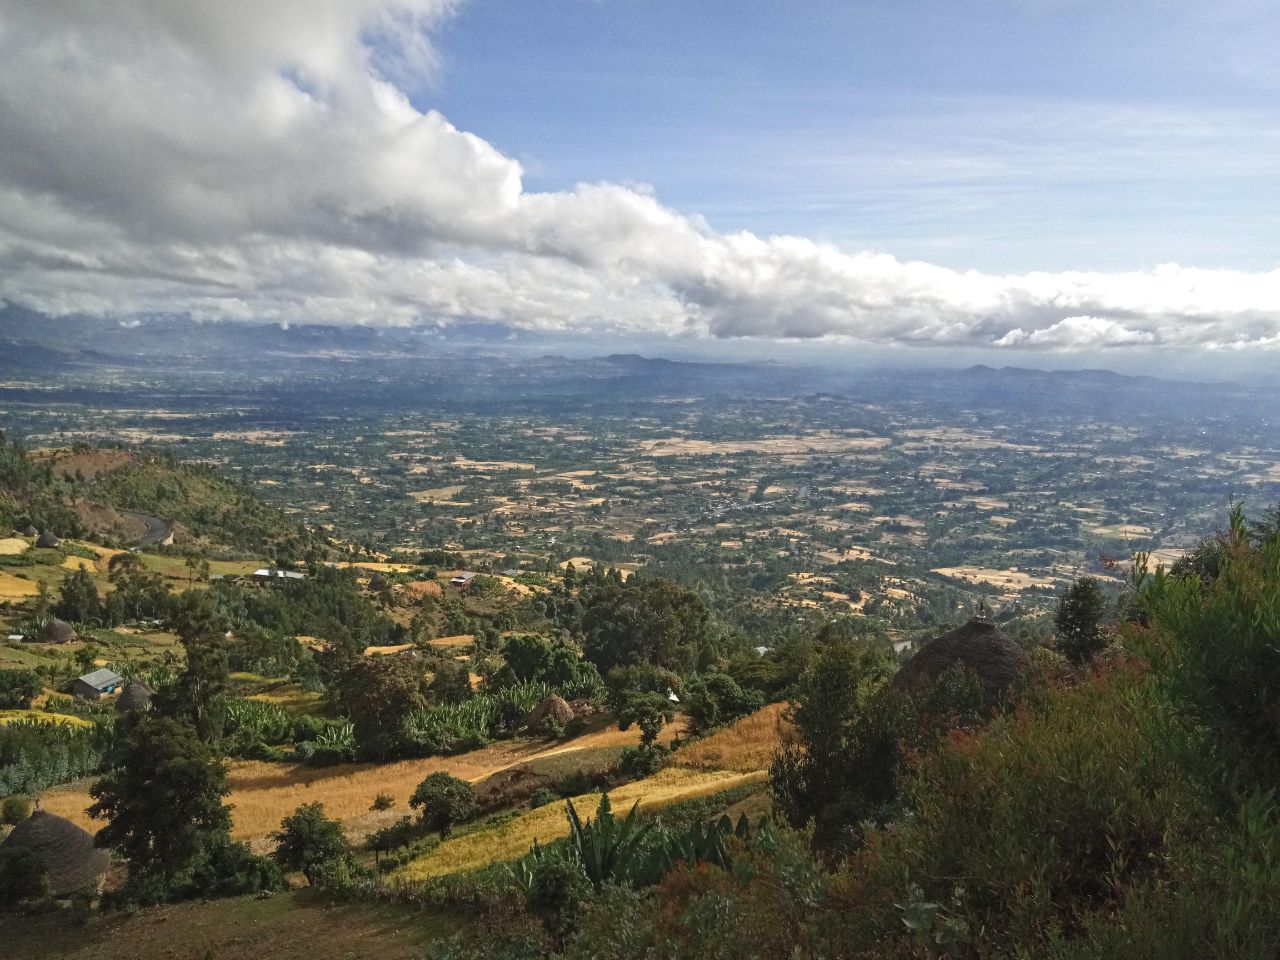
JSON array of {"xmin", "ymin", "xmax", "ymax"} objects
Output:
[
  {"xmin": 1055, "ymin": 576, "xmax": 1109, "ymax": 664},
  {"xmin": 429, "ymin": 661, "xmax": 474, "ymax": 704},
  {"xmin": 410, "ymin": 771, "xmax": 475, "ymax": 838},
  {"xmin": 53, "ymin": 566, "xmax": 101, "ymax": 624},
  {"xmin": 270, "ymin": 802, "xmax": 348, "ymax": 886},
  {"xmin": 684, "ymin": 672, "xmax": 765, "ymax": 736},
  {"xmin": 104, "ymin": 554, "xmax": 171, "ymax": 625},
  {"xmin": 367, "ymin": 816, "xmax": 415, "ymax": 864},
  {"xmin": 163, "ymin": 591, "xmax": 231, "ymax": 741},
  {"xmin": 615, "ymin": 690, "xmax": 674, "ymax": 745},
  {"xmin": 184, "ymin": 550, "xmax": 210, "ymax": 585},
  {"xmin": 0, "ymin": 670, "xmax": 41, "ymax": 709},
  {"xmin": 580, "ymin": 577, "xmax": 717, "ymax": 673},
  {"xmin": 89, "ymin": 714, "xmax": 270, "ymax": 901},
  {"xmin": 769, "ymin": 639, "xmax": 900, "ymax": 851},
  {"xmin": 503, "ymin": 633, "xmax": 555, "ymax": 682},
  {"xmin": 336, "ymin": 655, "xmax": 426, "ymax": 759}
]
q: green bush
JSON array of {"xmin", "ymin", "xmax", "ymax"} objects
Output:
[
  {"xmin": 525, "ymin": 855, "xmax": 592, "ymax": 949},
  {"xmin": 529, "ymin": 788, "xmax": 558, "ymax": 809},
  {"xmin": 411, "ymin": 772, "xmax": 477, "ymax": 838},
  {"xmin": 1, "ymin": 794, "xmax": 33, "ymax": 825},
  {"xmin": 0, "ymin": 846, "xmax": 50, "ymax": 907},
  {"xmin": 853, "ymin": 663, "xmax": 1210, "ymax": 955},
  {"xmin": 617, "ymin": 742, "xmax": 669, "ymax": 779}
]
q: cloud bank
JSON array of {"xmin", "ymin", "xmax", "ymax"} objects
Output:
[{"xmin": 0, "ymin": 0, "xmax": 1277, "ymax": 351}]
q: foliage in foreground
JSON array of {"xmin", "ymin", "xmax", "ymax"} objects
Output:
[{"xmin": 437, "ymin": 507, "xmax": 1280, "ymax": 958}]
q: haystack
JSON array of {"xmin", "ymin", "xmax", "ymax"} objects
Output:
[
  {"xmin": 39, "ymin": 618, "xmax": 78, "ymax": 644},
  {"xmin": 115, "ymin": 680, "xmax": 155, "ymax": 713},
  {"xmin": 525, "ymin": 694, "xmax": 574, "ymax": 733},
  {"xmin": 35, "ymin": 531, "xmax": 60, "ymax": 549},
  {"xmin": 0, "ymin": 810, "xmax": 109, "ymax": 896},
  {"xmin": 892, "ymin": 615, "xmax": 1031, "ymax": 710}
]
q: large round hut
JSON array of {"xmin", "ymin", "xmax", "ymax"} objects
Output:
[
  {"xmin": 892, "ymin": 613, "xmax": 1031, "ymax": 710},
  {"xmin": 0, "ymin": 810, "xmax": 109, "ymax": 897},
  {"xmin": 35, "ymin": 531, "xmax": 61, "ymax": 549},
  {"xmin": 115, "ymin": 680, "xmax": 155, "ymax": 713},
  {"xmin": 525, "ymin": 694, "xmax": 574, "ymax": 734},
  {"xmin": 38, "ymin": 618, "xmax": 78, "ymax": 645}
]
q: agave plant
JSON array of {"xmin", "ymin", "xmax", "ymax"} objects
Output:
[{"xmin": 565, "ymin": 794, "xmax": 654, "ymax": 890}]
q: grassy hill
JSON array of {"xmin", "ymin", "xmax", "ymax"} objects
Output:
[{"xmin": 0, "ymin": 437, "xmax": 316, "ymax": 557}]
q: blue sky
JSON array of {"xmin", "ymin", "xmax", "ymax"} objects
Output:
[{"xmin": 426, "ymin": 0, "xmax": 1279, "ymax": 272}]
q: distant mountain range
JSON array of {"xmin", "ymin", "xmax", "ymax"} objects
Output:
[{"xmin": 2, "ymin": 308, "xmax": 1274, "ymax": 421}]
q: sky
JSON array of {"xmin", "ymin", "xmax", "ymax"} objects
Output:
[{"xmin": 0, "ymin": 0, "xmax": 1278, "ymax": 361}]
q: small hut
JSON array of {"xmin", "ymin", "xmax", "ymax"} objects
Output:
[
  {"xmin": 21, "ymin": 525, "xmax": 39, "ymax": 537},
  {"xmin": 525, "ymin": 694, "xmax": 574, "ymax": 734},
  {"xmin": 892, "ymin": 613, "xmax": 1031, "ymax": 710},
  {"xmin": 0, "ymin": 810, "xmax": 110, "ymax": 897},
  {"xmin": 38, "ymin": 618, "xmax": 78, "ymax": 645},
  {"xmin": 115, "ymin": 680, "xmax": 155, "ymax": 713},
  {"xmin": 35, "ymin": 531, "xmax": 61, "ymax": 549}
]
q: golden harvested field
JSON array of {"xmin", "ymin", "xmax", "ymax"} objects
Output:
[
  {"xmin": 392, "ymin": 766, "xmax": 767, "ymax": 884},
  {"xmin": 0, "ymin": 537, "xmax": 29, "ymax": 555},
  {"xmin": 1085, "ymin": 523, "xmax": 1156, "ymax": 538},
  {"xmin": 407, "ymin": 485, "xmax": 467, "ymax": 504},
  {"xmin": 0, "ymin": 571, "xmax": 39, "ymax": 599},
  {"xmin": 931, "ymin": 566, "xmax": 1058, "ymax": 593},
  {"xmin": 38, "ymin": 723, "xmax": 672, "ymax": 845},
  {"xmin": 364, "ymin": 643, "xmax": 414, "ymax": 656},
  {"xmin": 672, "ymin": 703, "xmax": 790, "ymax": 774},
  {"xmin": 0, "ymin": 709, "xmax": 93, "ymax": 727},
  {"xmin": 427, "ymin": 634, "xmax": 474, "ymax": 648}
]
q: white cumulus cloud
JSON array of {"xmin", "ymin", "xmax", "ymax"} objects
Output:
[{"xmin": 0, "ymin": 0, "xmax": 1277, "ymax": 352}]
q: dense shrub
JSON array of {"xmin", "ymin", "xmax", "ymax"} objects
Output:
[
  {"xmin": 843, "ymin": 663, "xmax": 1211, "ymax": 955},
  {"xmin": 1, "ymin": 794, "xmax": 32, "ymax": 824}
]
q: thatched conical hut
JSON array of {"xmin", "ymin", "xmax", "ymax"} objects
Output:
[
  {"xmin": 0, "ymin": 810, "xmax": 109, "ymax": 897},
  {"xmin": 21, "ymin": 525, "xmax": 39, "ymax": 537},
  {"xmin": 115, "ymin": 680, "xmax": 155, "ymax": 713},
  {"xmin": 892, "ymin": 614, "xmax": 1031, "ymax": 710},
  {"xmin": 38, "ymin": 618, "xmax": 77, "ymax": 645},
  {"xmin": 525, "ymin": 694, "xmax": 574, "ymax": 734},
  {"xmin": 35, "ymin": 531, "xmax": 61, "ymax": 549}
]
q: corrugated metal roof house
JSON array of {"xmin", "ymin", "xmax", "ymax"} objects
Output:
[{"xmin": 72, "ymin": 668, "xmax": 124, "ymax": 699}]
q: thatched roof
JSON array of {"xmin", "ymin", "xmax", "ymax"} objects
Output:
[
  {"xmin": 39, "ymin": 619, "xmax": 77, "ymax": 644},
  {"xmin": 35, "ymin": 531, "xmax": 60, "ymax": 548},
  {"xmin": 0, "ymin": 810, "xmax": 109, "ymax": 896},
  {"xmin": 115, "ymin": 680, "xmax": 155, "ymax": 712},
  {"xmin": 892, "ymin": 616, "xmax": 1031, "ymax": 709},
  {"xmin": 525, "ymin": 694, "xmax": 574, "ymax": 733},
  {"xmin": 22, "ymin": 525, "xmax": 39, "ymax": 537}
]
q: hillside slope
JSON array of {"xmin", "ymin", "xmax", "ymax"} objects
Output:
[{"xmin": 0, "ymin": 439, "xmax": 315, "ymax": 556}]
